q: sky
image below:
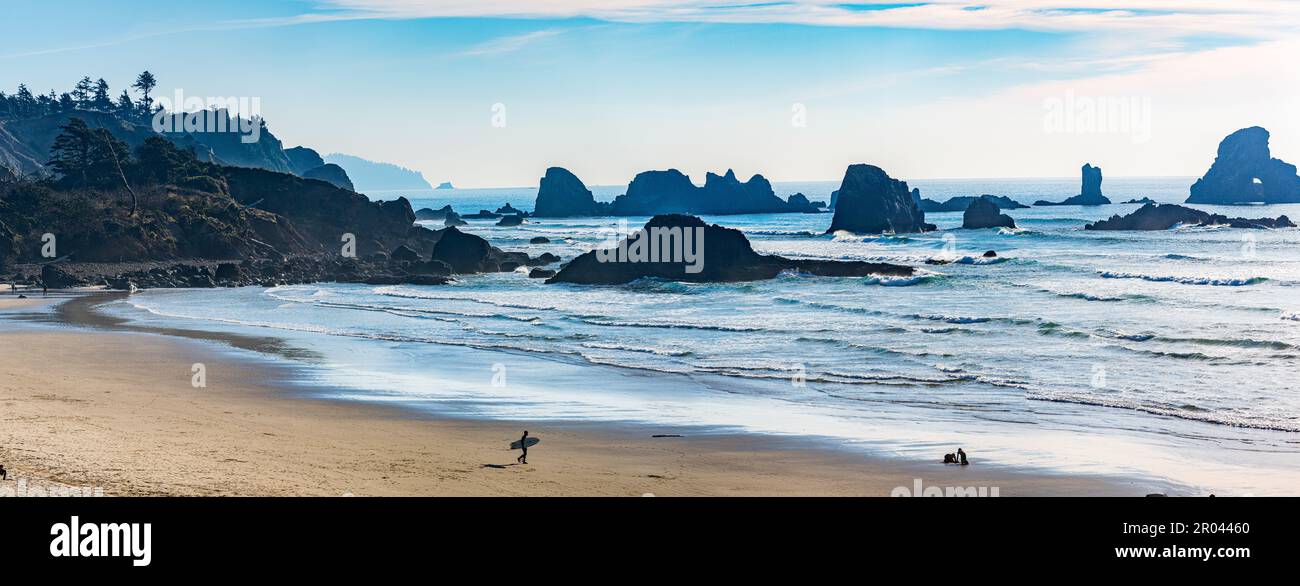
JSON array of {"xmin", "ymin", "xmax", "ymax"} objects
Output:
[{"xmin": 4, "ymin": 0, "xmax": 1300, "ymax": 187}]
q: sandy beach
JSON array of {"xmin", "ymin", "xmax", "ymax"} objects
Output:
[{"xmin": 0, "ymin": 294, "xmax": 1161, "ymax": 496}]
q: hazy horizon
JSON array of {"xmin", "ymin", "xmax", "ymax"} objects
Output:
[{"xmin": 6, "ymin": 0, "xmax": 1299, "ymax": 188}]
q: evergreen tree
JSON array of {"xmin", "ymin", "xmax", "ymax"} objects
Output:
[
  {"xmin": 116, "ymin": 90, "xmax": 135, "ymax": 116},
  {"xmin": 47, "ymin": 117, "xmax": 132, "ymax": 189},
  {"xmin": 14, "ymin": 85, "xmax": 36, "ymax": 117},
  {"xmin": 72, "ymin": 76, "xmax": 94, "ymax": 109},
  {"xmin": 92, "ymin": 78, "xmax": 112, "ymax": 111},
  {"xmin": 132, "ymin": 71, "xmax": 157, "ymax": 118}
]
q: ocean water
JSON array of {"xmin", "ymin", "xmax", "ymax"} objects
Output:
[{"xmin": 103, "ymin": 177, "xmax": 1300, "ymax": 494}]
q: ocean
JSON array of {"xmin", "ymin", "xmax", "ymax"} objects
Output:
[{"xmin": 101, "ymin": 177, "xmax": 1300, "ymax": 495}]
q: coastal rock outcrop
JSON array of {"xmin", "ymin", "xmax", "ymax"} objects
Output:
[
  {"xmin": 962, "ymin": 197, "xmax": 1016, "ymax": 229},
  {"xmin": 1085, "ymin": 203, "xmax": 1295, "ymax": 231},
  {"xmin": 825, "ymin": 164, "xmax": 934, "ymax": 234},
  {"xmin": 1187, "ymin": 127, "xmax": 1300, "ymax": 204},
  {"xmin": 549, "ymin": 214, "xmax": 913, "ymax": 285},
  {"xmin": 609, "ymin": 169, "xmax": 811, "ymax": 216},
  {"xmin": 285, "ymin": 146, "xmax": 326, "ymax": 175},
  {"xmin": 496, "ymin": 214, "xmax": 524, "ymax": 227},
  {"xmin": 302, "ymin": 163, "xmax": 355, "ymax": 191},
  {"xmin": 1036, "ymin": 163, "xmax": 1111, "ymax": 206},
  {"xmin": 415, "ymin": 205, "xmax": 454, "ymax": 221},
  {"xmin": 532, "ymin": 167, "xmax": 609, "ymax": 217},
  {"xmin": 920, "ymin": 194, "xmax": 1028, "ymax": 213},
  {"xmin": 444, "ymin": 211, "xmax": 467, "ymax": 227}
]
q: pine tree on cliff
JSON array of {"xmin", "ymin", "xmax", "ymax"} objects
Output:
[
  {"xmin": 47, "ymin": 117, "xmax": 132, "ymax": 190},
  {"xmin": 72, "ymin": 76, "xmax": 94, "ymax": 109},
  {"xmin": 92, "ymin": 78, "xmax": 113, "ymax": 111},
  {"xmin": 132, "ymin": 71, "xmax": 157, "ymax": 120}
]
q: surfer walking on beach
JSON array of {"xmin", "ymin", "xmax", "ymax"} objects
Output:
[{"xmin": 517, "ymin": 431, "xmax": 529, "ymax": 465}]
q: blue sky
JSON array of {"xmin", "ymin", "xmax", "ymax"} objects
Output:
[{"xmin": 5, "ymin": 0, "xmax": 1299, "ymax": 187}]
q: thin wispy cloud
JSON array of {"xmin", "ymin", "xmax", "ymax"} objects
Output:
[
  {"xmin": 459, "ymin": 29, "xmax": 566, "ymax": 57},
  {"xmin": 309, "ymin": 0, "xmax": 1300, "ymax": 39}
]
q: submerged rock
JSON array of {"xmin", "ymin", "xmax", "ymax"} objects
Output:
[
  {"xmin": 1085, "ymin": 203, "xmax": 1295, "ymax": 230},
  {"xmin": 549, "ymin": 214, "xmax": 913, "ymax": 285},
  {"xmin": 1187, "ymin": 127, "xmax": 1300, "ymax": 204},
  {"xmin": 529, "ymin": 236, "xmax": 551, "ymax": 244},
  {"xmin": 825, "ymin": 164, "xmax": 935, "ymax": 234},
  {"xmin": 496, "ymin": 214, "xmax": 525, "ymax": 227},
  {"xmin": 962, "ymin": 197, "xmax": 1017, "ymax": 229}
]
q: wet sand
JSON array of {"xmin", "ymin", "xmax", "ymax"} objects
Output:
[{"xmin": 0, "ymin": 293, "xmax": 1166, "ymax": 496}]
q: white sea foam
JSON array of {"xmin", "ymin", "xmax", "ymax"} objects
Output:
[{"xmin": 1099, "ymin": 271, "xmax": 1266, "ymax": 286}]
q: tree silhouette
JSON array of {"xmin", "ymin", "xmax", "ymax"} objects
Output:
[{"xmin": 132, "ymin": 71, "xmax": 157, "ymax": 118}]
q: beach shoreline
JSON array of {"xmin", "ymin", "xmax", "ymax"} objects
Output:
[{"xmin": 0, "ymin": 293, "xmax": 1176, "ymax": 496}]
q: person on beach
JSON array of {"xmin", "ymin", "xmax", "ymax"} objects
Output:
[
  {"xmin": 958, "ymin": 448, "xmax": 969, "ymax": 466},
  {"xmin": 517, "ymin": 431, "xmax": 530, "ymax": 465},
  {"xmin": 0, "ymin": 464, "xmax": 7, "ymax": 481}
]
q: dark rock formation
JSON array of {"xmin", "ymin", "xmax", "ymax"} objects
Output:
[
  {"xmin": 462, "ymin": 209, "xmax": 502, "ymax": 220},
  {"xmin": 444, "ymin": 211, "xmax": 467, "ymax": 227},
  {"xmin": 1187, "ymin": 127, "xmax": 1300, "ymax": 204},
  {"xmin": 1123, "ymin": 197, "xmax": 1157, "ymax": 205},
  {"xmin": 608, "ymin": 169, "xmax": 809, "ymax": 216},
  {"xmin": 920, "ymin": 194, "xmax": 1028, "ymax": 213},
  {"xmin": 785, "ymin": 193, "xmax": 824, "ymax": 213},
  {"xmin": 430, "ymin": 227, "xmax": 497, "ymax": 273},
  {"xmin": 549, "ymin": 214, "xmax": 913, "ymax": 285},
  {"xmin": 1036, "ymin": 164, "xmax": 1111, "ymax": 205},
  {"xmin": 40, "ymin": 264, "xmax": 82, "ymax": 288},
  {"xmin": 390, "ymin": 245, "xmax": 421, "ymax": 262},
  {"xmin": 982, "ymin": 250, "xmax": 997, "ymax": 258},
  {"xmin": 302, "ymin": 163, "xmax": 355, "ymax": 191},
  {"xmin": 962, "ymin": 197, "xmax": 1016, "ymax": 229},
  {"xmin": 528, "ymin": 268, "xmax": 556, "ymax": 279},
  {"xmin": 531, "ymin": 252, "xmax": 561, "ymax": 265},
  {"xmin": 533, "ymin": 167, "xmax": 609, "ymax": 217},
  {"xmin": 825, "ymin": 164, "xmax": 935, "ymax": 234},
  {"xmin": 415, "ymin": 205, "xmax": 454, "ymax": 221},
  {"xmin": 529, "ymin": 236, "xmax": 551, "ymax": 244},
  {"xmin": 1085, "ymin": 203, "xmax": 1295, "ymax": 230},
  {"xmin": 285, "ymin": 147, "xmax": 326, "ymax": 175},
  {"xmin": 496, "ymin": 214, "xmax": 524, "ymax": 227},
  {"xmin": 495, "ymin": 203, "xmax": 523, "ymax": 215}
]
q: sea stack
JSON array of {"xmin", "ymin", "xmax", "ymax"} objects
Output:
[
  {"xmin": 1035, "ymin": 163, "xmax": 1112, "ymax": 206},
  {"xmin": 1187, "ymin": 127, "xmax": 1300, "ymax": 204},
  {"xmin": 962, "ymin": 197, "xmax": 1016, "ymax": 229},
  {"xmin": 532, "ymin": 167, "xmax": 608, "ymax": 217},
  {"xmin": 825, "ymin": 164, "xmax": 934, "ymax": 234},
  {"xmin": 1080, "ymin": 163, "xmax": 1104, "ymax": 201},
  {"xmin": 548, "ymin": 214, "xmax": 913, "ymax": 284}
]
